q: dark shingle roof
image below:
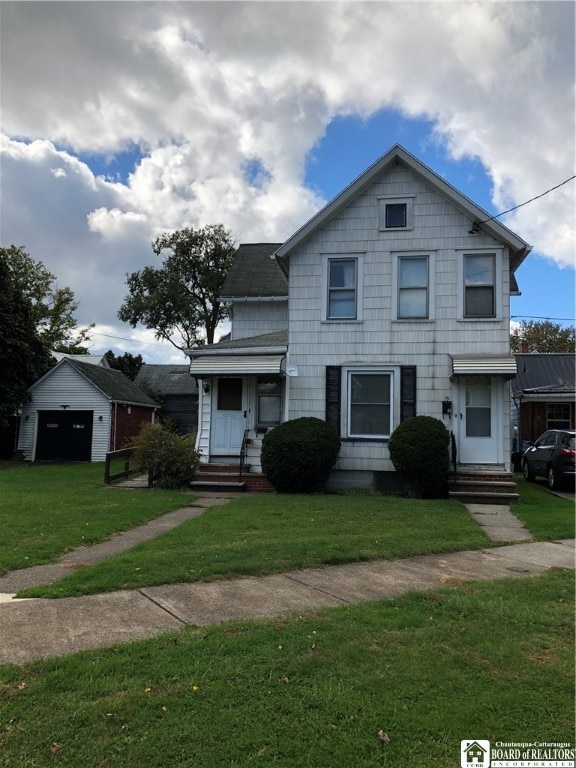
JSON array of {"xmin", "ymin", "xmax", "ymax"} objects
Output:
[
  {"xmin": 135, "ymin": 365, "xmax": 198, "ymax": 395},
  {"xmin": 205, "ymin": 330, "xmax": 288, "ymax": 351},
  {"xmin": 220, "ymin": 243, "xmax": 288, "ymax": 298},
  {"xmin": 68, "ymin": 359, "xmax": 158, "ymax": 407},
  {"xmin": 512, "ymin": 354, "xmax": 576, "ymax": 395}
]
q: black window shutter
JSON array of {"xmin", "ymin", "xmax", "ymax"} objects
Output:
[
  {"xmin": 325, "ymin": 366, "xmax": 341, "ymax": 436},
  {"xmin": 400, "ymin": 366, "xmax": 417, "ymax": 421}
]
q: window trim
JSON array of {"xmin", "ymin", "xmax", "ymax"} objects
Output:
[
  {"xmin": 392, "ymin": 251, "xmax": 435, "ymax": 320},
  {"xmin": 341, "ymin": 366, "xmax": 400, "ymax": 440},
  {"xmin": 256, "ymin": 375, "xmax": 283, "ymax": 428},
  {"xmin": 378, "ymin": 195, "xmax": 415, "ymax": 231},
  {"xmin": 546, "ymin": 403, "xmax": 572, "ymax": 430},
  {"xmin": 457, "ymin": 249, "xmax": 502, "ymax": 321},
  {"xmin": 321, "ymin": 253, "xmax": 364, "ymax": 322}
]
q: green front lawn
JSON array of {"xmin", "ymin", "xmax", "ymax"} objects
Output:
[
  {"xmin": 512, "ymin": 476, "xmax": 575, "ymax": 540},
  {"xmin": 1, "ymin": 570, "xmax": 573, "ymax": 767},
  {"xmin": 19, "ymin": 492, "xmax": 490, "ymax": 598},
  {"xmin": 0, "ymin": 463, "xmax": 194, "ymax": 575}
]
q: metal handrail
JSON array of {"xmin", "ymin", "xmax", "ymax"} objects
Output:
[
  {"xmin": 239, "ymin": 429, "xmax": 249, "ymax": 482},
  {"xmin": 450, "ymin": 431, "xmax": 458, "ymax": 482}
]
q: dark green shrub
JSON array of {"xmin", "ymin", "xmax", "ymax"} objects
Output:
[
  {"xmin": 388, "ymin": 416, "xmax": 450, "ymax": 498},
  {"xmin": 261, "ymin": 417, "xmax": 341, "ymax": 493},
  {"xmin": 132, "ymin": 422, "xmax": 200, "ymax": 490}
]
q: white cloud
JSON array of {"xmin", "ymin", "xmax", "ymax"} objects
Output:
[{"xmin": 1, "ymin": 1, "xmax": 574, "ymax": 358}]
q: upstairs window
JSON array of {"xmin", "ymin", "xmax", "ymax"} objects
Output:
[
  {"xmin": 398, "ymin": 255, "xmax": 429, "ymax": 318},
  {"xmin": 379, "ymin": 196, "xmax": 414, "ymax": 230},
  {"xmin": 464, "ymin": 253, "xmax": 496, "ymax": 318},
  {"xmin": 386, "ymin": 203, "xmax": 407, "ymax": 228},
  {"xmin": 327, "ymin": 257, "xmax": 357, "ymax": 319}
]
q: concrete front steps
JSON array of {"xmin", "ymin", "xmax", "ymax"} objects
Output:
[
  {"xmin": 448, "ymin": 467, "xmax": 519, "ymax": 505},
  {"xmin": 191, "ymin": 463, "xmax": 275, "ymax": 493}
]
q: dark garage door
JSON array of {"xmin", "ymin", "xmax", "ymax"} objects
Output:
[{"xmin": 36, "ymin": 411, "xmax": 94, "ymax": 461}]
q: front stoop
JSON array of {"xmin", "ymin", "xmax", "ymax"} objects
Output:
[
  {"xmin": 448, "ymin": 468, "xmax": 518, "ymax": 505},
  {"xmin": 191, "ymin": 463, "xmax": 275, "ymax": 493}
]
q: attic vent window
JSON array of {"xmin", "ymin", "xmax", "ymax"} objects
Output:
[
  {"xmin": 386, "ymin": 203, "xmax": 407, "ymax": 228},
  {"xmin": 379, "ymin": 196, "xmax": 414, "ymax": 231}
]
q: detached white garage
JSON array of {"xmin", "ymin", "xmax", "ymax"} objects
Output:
[{"xmin": 17, "ymin": 357, "xmax": 158, "ymax": 462}]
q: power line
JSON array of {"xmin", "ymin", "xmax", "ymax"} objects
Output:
[
  {"xmin": 511, "ymin": 315, "xmax": 575, "ymax": 323},
  {"xmin": 89, "ymin": 330, "xmax": 173, "ymax": 348},
  {"xmin": 469, "ymin": 174, "xmax": 576, "ymax": 232}
]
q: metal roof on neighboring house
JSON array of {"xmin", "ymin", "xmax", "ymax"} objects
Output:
[
  {"xmin": 66, "ymin": 359, "xmax": 158, "ymax": 407},
  {"xmin": 135, "ymin": 364, "xmax": 198, "ymax": 396},
  {"xmin": 511, "ymin": 353, "xmax": 576, "ymax": 395},
  {"xmin": 220, "ymin": 243, "xmax": 288, "ymax": 298}
]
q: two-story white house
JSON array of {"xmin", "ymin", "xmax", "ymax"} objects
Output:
[{"xmin": 188, "ymin": 145, "xmax": 531, "ymax": 491}]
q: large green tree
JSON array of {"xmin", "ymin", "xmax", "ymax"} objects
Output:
[
  {"xmin": 118, "ymin": 225, "xmax": 236, "ymax": 350},
  {"xmin": 511, "ymin": 320, "xmax": 575, "ymax": 353},
  {"xmin": 104, "ymin": 349, "xmax": 143, "ymax": 381},
  {"xmin": 0, "ymin": 254, "xmax": 52, "ymax": 426},
  {"xmin": 1, "ymin": 245, "xmax": 93, "ymax": 353}
]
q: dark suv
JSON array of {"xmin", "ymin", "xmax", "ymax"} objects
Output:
[{"xmin": 522, "ymin": 429, "xmax": 576, "ymax": 490}]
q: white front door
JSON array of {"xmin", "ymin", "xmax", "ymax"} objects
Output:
[
  {"xmin": 211, "ymin": 378, "xmax": 246, "ymax": 456},
  {"xmin": 456, "ymin": 376, "xmax": 500, "ymax": 464}
]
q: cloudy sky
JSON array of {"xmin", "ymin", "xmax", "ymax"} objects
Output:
[{"xmin": 1, "ymin": 1, "xmax": 574, "ymax": 363}]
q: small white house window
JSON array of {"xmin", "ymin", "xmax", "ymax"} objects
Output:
[
  {"xmin": 398, "ymin": 255, "xmax": 429, "ymax": 318},
  {"xmin": 348, "ymin": 370, "xmax": 393, "ymax": 438},
  {"xmin": 327, "ymin": 257, "xmax": 357, "ymax": 319},
  {"xmin": 257, "ymin": 376, "xmax": 282, "ymax": 427},
  {"xmin": 546, "ymin": 403, "xmax": 571, "ymax": 430},
  {"xmin": 379, "ymin": 196, "xmax": 414, "ymax": 230},
  {"xmin": 464, "ymin": 253, "xmax": 496, "ymax": 318}
]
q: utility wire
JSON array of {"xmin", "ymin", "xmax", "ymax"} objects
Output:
[
  {"xmin": 511, "ymin": 315, "xmax": 575, "ymax": 323},
  {"xmin": 472, "ymin": 175, "xmax": 576, "ymax": 233}
]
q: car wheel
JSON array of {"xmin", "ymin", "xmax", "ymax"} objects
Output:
[
  {"xmin": 523, "ymin": 460, "xmax": 534, "ymax": 481},
  {"xmin": 547, "ymin": 465, "xmax": 557, "ymax": 490}
]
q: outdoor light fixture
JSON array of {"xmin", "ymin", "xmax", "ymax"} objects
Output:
[{"xmin": 203, "ymin": 383, "xmax": 210, "ymax": 394}]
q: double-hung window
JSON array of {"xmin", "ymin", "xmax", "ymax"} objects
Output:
[
  {"xmin": 257, "ymin": 376, "xmax": 282, "ymax": 427},
  {"xmin": 348, "ymin": 370, "xmax": 392, "ymax": 438},
  {"xmin": 327, "ymin": 257, "xmax": 358, "ymax": 320},
  {"xmin": 398, "ymin": 255, "xmax": 429, "ymax": 318},
  {"xmin": 464, "ymin": 253, "xmax": 496, "ymax": 318}
]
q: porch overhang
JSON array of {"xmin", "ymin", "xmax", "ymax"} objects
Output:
[
  {"xmin": 450, "ymin": 354, "xmax": 517, "ymax": 379},
  {"xmin": 189, "ymin": 354, "xmax": 285, "ymax": 376}
]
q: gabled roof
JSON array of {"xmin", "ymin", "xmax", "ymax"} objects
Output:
[
  {"xmin": 220, "ymin": 243, "xmax": 288, "ymax": 298},
  {"xmin": 512, "ymin": 353, "xmax": 576, "ymax": 395},
  {"xmin": 29, "ymin": 358, "xmax": 158, "ymax": 407},
  {"xmin": 67, "ymin": 360, "xmax": 159, "ymax": 406},
  {"xmin": 273, "ymin": 144, "xmax": 531, "ymax": 273},
  {"xmin": 135, "ymin": 364, "xmax": 198, "ymax": 396}
]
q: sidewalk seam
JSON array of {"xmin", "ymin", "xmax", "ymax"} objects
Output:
[
  {"xmin": 283, "ymin": 574, "xmax": 352, "ymax": 604},
  {"xmin": 137, "ymin": 589, "xmax": 187, "ymax": 625}
]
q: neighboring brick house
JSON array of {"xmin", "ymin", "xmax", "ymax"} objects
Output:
[
  {"xmin": 188, "ymin": 145, "xmax": 531, "ymax": 489},
  {"xmin": 17, "ymin": 357, "xmax": 157, "ymax": 462}
]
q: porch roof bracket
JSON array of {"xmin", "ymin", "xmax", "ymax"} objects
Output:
[{"xmin": 450, "ymin": 354, "xmax": 517, "ymax": 379}]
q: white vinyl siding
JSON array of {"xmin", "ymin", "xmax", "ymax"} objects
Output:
[{"xmin": 231, "ymin": 301, "xmax": 288, "ymax": 340}]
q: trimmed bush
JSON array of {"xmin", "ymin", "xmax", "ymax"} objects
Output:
[
  {"xmin": 261, "ymin": 417, "xmax": 341, "ymax": 493},
  {"xmin": 388, "ymin": 416, "xmax": 450, "ymax": 498},
  {"xmin": 132, "ymin": 422, "xmax": 200, "ymax": 490}
]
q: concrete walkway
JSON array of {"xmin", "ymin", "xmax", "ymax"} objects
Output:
[{"xmin": 0, "ymin": 493, "xmax": 573, "ymax": 665}]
